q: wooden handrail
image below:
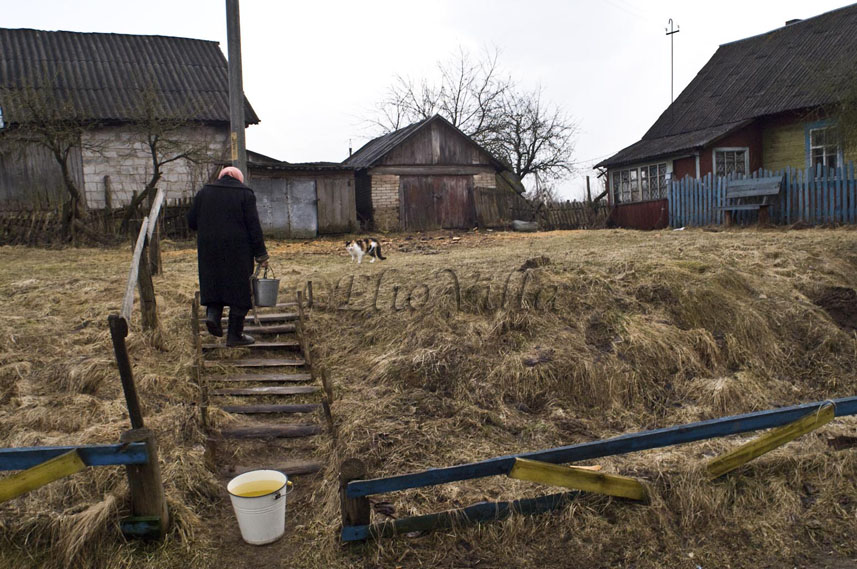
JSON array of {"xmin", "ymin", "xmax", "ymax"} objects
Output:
[
  {"xmin": 146, "ymin": 187, "xmax": 166, "ymax": 242},
  {"xmin": 120, "ymin": 216, "xmax": 150, "ymax": 322}
]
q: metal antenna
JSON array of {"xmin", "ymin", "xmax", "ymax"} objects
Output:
[{"xmin": 665, "ymin": 19, "xmax": 680, "ymax": 104}]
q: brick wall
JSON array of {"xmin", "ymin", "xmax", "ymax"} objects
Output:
[
  {"xmin": 81, "ymin": 125, "xmax": 229, "ymax": 208},
  {"xmin": 371, "ymin": 174, "xmax": 400, "ymax": 231}
]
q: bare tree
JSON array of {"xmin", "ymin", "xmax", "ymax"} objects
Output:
[
  {"xmin": 0, "ymin": 78, "xmax": 97, "ymax": 240},
  {"xmin": 372, "ymin": 47, "xmax": 509, "ymax": 140},
  {"xmin": 488, "ymin": 87, "xmax": 578, "ymax": 182},
  {"xmin": 372, "ymin": 48, "xmax": 577, "ymax": 183},
  {"xmin": 120, "ymin": 86, "xmax": 213, "ymax": 234}
]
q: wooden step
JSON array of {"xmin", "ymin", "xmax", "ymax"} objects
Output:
[
  {"xmin": 243, "ymin": 324, "xmax": 297, "ymax": 334},
  {"xmin": 221, "ymin": 403, "xmax": 321, "ymax": 414},
  {"xmin": 223, "ymin": 312, "xmax": 297, "ymax": 324},
  {"xmin": 213, "ymin": 385, "xmax": 320, "ymax": 396},
  {"xmin": 207, "ymin": 372, "xmax": 313, "ymax": 383},
  {"xmin": 219, "ymin": 424, "xmax": 322, "ymax": 439},
  {"xmin": 202, "ymin": 340, "xmax": 299, "ymax": 351},
  {"xmin": 205, "ymin": 358, "xmax": 306, "ymax": 368},
  {"xmin": 223, "ymin": 459, "xmax": 323, "ymax": 477}
]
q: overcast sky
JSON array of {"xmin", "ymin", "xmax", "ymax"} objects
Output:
[{"xmin": 4, "ymin": 0, "xmax": 853, "ymax": 199}]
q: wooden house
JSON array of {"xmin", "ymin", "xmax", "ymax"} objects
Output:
[
  {"xmin": 0, "ymin": 27, "xmax": 257, "ymax": 211},
  {"xmin": 343, "ymin": 115, "xmax": 524, "ymax": 231},
  {"xmin": 596, "ymin": 5, "xmax": 857, "ymax": 229}
]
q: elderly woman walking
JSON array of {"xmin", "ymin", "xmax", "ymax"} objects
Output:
[{"xmin": 188, "ymin": 167, "xmax": 269, "ymax": 346}]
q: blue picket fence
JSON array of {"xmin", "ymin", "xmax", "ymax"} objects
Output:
[{"xmin": 669, "ymin": 161, "xmax": 857, "ymax": 227}]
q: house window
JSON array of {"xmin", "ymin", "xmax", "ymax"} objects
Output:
[
  {"xmin": 610, "ymin": 162, "xmax": 669, "ymax": 203},
  {"xmin": 809, "ymin": 125, "xmax": 840, "ymax": 169},
  {"xmin": 713, "ymin": 148, "xmax": 748, "ymax": 177}
]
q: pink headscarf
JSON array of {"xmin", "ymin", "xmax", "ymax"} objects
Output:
[{"xmin": 218, "ymin": 166, "xmax": 245, "ymax": 184}]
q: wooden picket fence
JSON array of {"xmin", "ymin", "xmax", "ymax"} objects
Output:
[{"xmin": 669, "ymin": 161, "xmax": 857, "ymax": 227}]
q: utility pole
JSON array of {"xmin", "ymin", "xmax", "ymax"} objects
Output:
[
  {"xmin": 665, "ymin": 18, "xmax": 680, "ymax": 104},
  {"xmin": 226, "ymin": 0, "xmax": 247, "ymax": 176}
]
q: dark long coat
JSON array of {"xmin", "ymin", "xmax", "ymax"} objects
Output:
[{"xmin": 187, "ymin": 175, "xmax": 268, "ymax": 309}]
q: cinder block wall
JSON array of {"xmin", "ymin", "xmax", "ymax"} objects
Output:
[
  {"xmin": 81, "ymin": 125, "xmax": 229, "ymax": 208},
  {"xmin": 371, "ymin": 174, "xmax": 400, "ymax": 231}
]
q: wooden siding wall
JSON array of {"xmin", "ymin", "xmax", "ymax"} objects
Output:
[
  {"xmin": 669, "ymin": 163, "xmax": 857, "ymax": 227},
  {"xmin": 316, "ymin": 174, "xmax": 357, "ymax": 234},
  {"xmin": 762, "ymin": 115, "xmax": 806, "ymax": 172},
  {"xmin": 380, "ymin": 121, "xmax": 493, "ymax": 166},
  {"xmin": 0, "ymin": 141, "xmax": 84, "ymax": 211},
  {"xmin": 610, "ymin": 199, "xmax": 669, "ymax": 230}
]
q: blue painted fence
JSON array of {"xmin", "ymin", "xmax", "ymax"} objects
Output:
[
  {"xmin": 669, "ymin": 161, "xmax": 857, "ymax": 227},
  {"xmin": 0, "ymin": 443, "xmax": 148, "ymax": 471}
]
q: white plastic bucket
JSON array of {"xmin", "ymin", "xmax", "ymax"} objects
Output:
[{"xmin": 227, "ymin": 470, "xmax": 288, "ymax": 545}]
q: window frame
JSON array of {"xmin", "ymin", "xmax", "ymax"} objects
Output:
[
  {"xmin": 712, "ymin": 147, "xmax": 749, "ymax": 177},
  {"xmin": 807, "ymin": 123, "xmax": 841, "ymax": 171},
  {"xmin": 610, "ymin": 162, "xmax": 670, "ymax": 204}
]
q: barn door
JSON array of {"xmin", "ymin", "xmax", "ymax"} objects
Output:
[
  {"xmin": 251, "ymin": 178, "xmax": 289, "ymax": 233},
  {"xmin": 317, "ymin": 176, "xmax": 356, "ymax": 234},
  {"xmin": 286, "ymin": 178, "xmax": 318, "ymax": 238},
  {"xmin": 435, "ymin": 176, "xmax": 475, "ymax": 229},
  {"xmin": 399, "ymin": 175, "xmax": 475, "ymax": 230}
]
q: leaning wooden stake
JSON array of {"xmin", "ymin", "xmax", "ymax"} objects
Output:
[
  {"xmin": 508, "ymin": 458, "xmax": 649, "ymax": 502},
  {"xmin": 0, "ymin": 450, "xmax": 86, "ymax": 504},
  {"xmin": 108, "ymin": 314, "xmax": 169, "ymax": 538},
  {"xmin": 706, "ymin": 403, "xmax": 835, "ymax": 480},
  {"xmin": 138, "ymin": 239, "xmax": 158, "ymax": 333},
  {"xmin": 296, "ymin": 291, "xmax": 313, "ymax": 371}
]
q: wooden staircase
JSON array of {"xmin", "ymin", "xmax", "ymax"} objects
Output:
[{"xmin": 192, "ymin": 292, "xmax": 331, "ymax": 479}]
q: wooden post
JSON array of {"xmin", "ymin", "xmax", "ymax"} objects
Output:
[
  {"xmin": 120, "ymin": 428, "xmax": 169, "ymax": 538},
  {"xmin": 104, "ymin": 175, "xmax": 114, "ymax": 235},
  {"xmin": 306, "ymin": 281, "xmax": 314, "ymax": 309},
  {"xmin": 758, "ymin": 205, "xmax": 770, "ymax": 226},
  {"xmin": 296, "ymin": 291, "xmax": 313, "ymax": 372},
  {"xmin": 138, "ymin": 241, "xmax": 159, "ymax": 333},
  {"xmin": 724, "ymin": 210, "xmax": 733, "ymax": 227},
  {"xmin": 191, "ymin": 292, "xmax": 208, "ymax": 432},
  {"xmin": 108, "ymin": 315, "xmax": 145, "ymax": 429},
  {"xmin": 321, "ymin": 368, "xmax": 336, "ymax": 442},
  {"xmin": 340, "ymin": 458, "xmax": 370, "ymax": 538}
]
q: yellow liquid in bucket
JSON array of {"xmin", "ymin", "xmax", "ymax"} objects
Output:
[{"xmin": 231, "ymin": 480, "xmax": 283, "ymax": 497}]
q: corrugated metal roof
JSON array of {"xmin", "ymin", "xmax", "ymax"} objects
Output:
[
  {"xmin": 0, "ymin": 28, "xmax": 259, "ymax": 125},
  {"xmin": 599, "ymin": 4, "xmax": 857, "ymax": 168},
  {"xmin": 596, "ymin": 121, "xmax": 750, "ymax": 168}
]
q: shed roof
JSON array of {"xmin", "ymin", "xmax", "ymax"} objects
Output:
[
  {"xmin": 598, "ymin": 4, "xmax": 857, "ymax": 168},
  {"xmin": 0, "ymin": 27, "xmax": 259, "ymax": 125},
  {"xmin": 343, "ymin": 114, "xmax": 506, "ymax": 170}
]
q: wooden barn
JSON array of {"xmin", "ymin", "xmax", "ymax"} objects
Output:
[
  {"xmin": 248, "ymin": 152, "xmax": 357, "ymax": 238},
  {"xmin": 343, "ymin": 115, "xmax": 524, "ymax": 231}
]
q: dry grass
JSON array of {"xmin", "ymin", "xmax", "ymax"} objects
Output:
[{"xmin": 1, "ymin": 227, "xmax": 857, "ymax": 568}]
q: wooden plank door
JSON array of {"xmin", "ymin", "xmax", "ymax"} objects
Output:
[{"xmin": 399, "ymin": 175, "xmax": 475, "ymax": 231}]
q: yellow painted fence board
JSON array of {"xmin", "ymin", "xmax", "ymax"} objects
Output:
[
  {"xmin": 706, "ymin": 403, "xmax": 835, "ymax": 480},
  {"xmin": 0, "ymin": 450, "xmax": 86, "ymax": 503},
  {"xmin": 508, "ymin": 458, "xmax": 649, "ymax": 502}
]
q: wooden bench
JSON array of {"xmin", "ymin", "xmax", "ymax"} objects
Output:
[{"xmin": 721, "ymin": 175, "xmax": 784, "ymax": 226}]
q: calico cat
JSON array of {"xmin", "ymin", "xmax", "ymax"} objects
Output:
[{"xmin": 345, "ymin": 238, "xmax": 386, "ymax": 264}]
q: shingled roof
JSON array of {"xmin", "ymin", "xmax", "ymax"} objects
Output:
[
  {"xmin": 598, "ymin": 4, "xmax": 857, "ymax": 168},
  {"xmin": 0, "ymin": 28, "xmax": 259, "ymax": 125}
]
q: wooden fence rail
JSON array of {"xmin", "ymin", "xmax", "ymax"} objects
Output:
[
  {"xmin": 669, "ymin": 161, "xmax": 857, "ymax": 227},
  {"xmin": 341, "ymin": 395, "xmax": 857, "ymax": 541}
]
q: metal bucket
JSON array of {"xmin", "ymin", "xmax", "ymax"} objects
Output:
[
  {"xmin": 252, "ymin": 266, "xmax": 279, "ymax": 307},
  {"xmin": 227, "ymin": 470, "xmax": 290, "ymax": 545}
]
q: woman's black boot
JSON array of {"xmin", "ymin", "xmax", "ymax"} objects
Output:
[
  {"xmin": 205, "ymin": 305, "xmax": 223, "ymax": 337},
  {"xmin": 226, "ymin": 309, "xmax": 255, "ymax": 347}
]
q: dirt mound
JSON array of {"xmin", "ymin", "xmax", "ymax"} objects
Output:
[{"xmin": 809, "ymin": 285, "xmax": 857, "ymax": 331}]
